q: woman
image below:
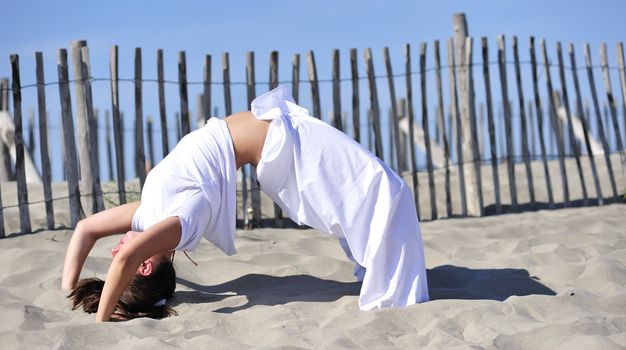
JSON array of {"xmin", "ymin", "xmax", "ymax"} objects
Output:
[{"xmin": 62, "ymin": 86, "xmax": 429, "ymax": 322}]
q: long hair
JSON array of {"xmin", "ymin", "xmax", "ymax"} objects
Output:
[{"xmin": 69, "ymin": 258, "xmax": 177, "ymax": 321}]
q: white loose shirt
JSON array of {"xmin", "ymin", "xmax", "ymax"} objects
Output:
[{"xmin": 132, "ymin": 118, "xmax": 237, "ymax": 255}]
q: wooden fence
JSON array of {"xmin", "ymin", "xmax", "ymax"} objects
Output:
[{"xmin": 0, "ymin": 14, "xmax": 625, "ymax": 237}]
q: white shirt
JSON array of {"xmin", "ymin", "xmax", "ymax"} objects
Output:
[{"xmin": 132, "ymin": 118, "xmax": 237, "ymax": 254}]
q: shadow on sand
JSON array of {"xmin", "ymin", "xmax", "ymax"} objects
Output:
[{"xmin": 172, "ymin": 264, "xmax": 555, "ymax": 313}]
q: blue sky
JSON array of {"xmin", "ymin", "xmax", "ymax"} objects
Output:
[{"xmin": 0, "ymin": 1, "xmax": 625, "ymax": 181}]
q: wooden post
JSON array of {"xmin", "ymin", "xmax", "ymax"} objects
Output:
[
  {"xmin": 434, "ymin": 40, "xmax": 452, "ymax": 217},
  {"xmin": 541, "ymin": 39, "xmax": 570, "ymax": 207},
  {"xmin": 109, "ymin": 45, "xmax": 126, "ymax": 205},
  {"xmin": 350, "ymin": 48, "xmax": 361, "ymax": 143},
  {"xmin": 405, "ymin": 43, "xmax": 421, "ymax": 219},
  {"xmin": 419, "ymin": 43, "xmax": 438, "ymax": 219},
  {"xmin": 133, "ymin": 47, "xmax": 147, "ymax": 189},
  {"xmin": 530, "ymin": 37, "xmax": 555, "ymax": 208},
  {"xmin": 397, "ymin": 98, "xmax": 408, "ymax": 173},
  {"xmin": 27, "ymin": 108, "xmax": 34, "ymax": 160},
  {"xmin": 448, "ymin": 38, "xmax": 467, "ymax": 216},
  {"xmin": 175, "ymin": 112, "xmax": 181, "ymax": 142},
  {"xmin": 600, "ymin": 43, "xmax": 626, "ymax": 167},
  {"xmin": 178, "ymin": 51, "xmax": 190, "ymax": 136},
  {"xmin": 146, "ymin": 115, "xmax": 155, "ymax": 170},
  {"xmin": 35, "ymin": 52, "xmax": 54, "ymax": 229},
  {"xmin": 10, "ymin": 54, "xmax": 32, "ymax": 233},
  {"xmin": 556, "ymin": 42, "xmax": 588, "ymax": 205},
  {"xmin": 80, "ymin": 47, "xmax": 105, "ymax": 213},
  {"xmin": 105, "ymin": 110, "xmax": 113, "ymax": 181},
  {"xmin": 203, "ymin": 54, "xmax": 211, "ymax": 123},
  {"xmin": 617, "ymin": 42, "xmax": 626, "ymax": 148},
  {"xmin": 222, "ymin": 52, "xmax": 232, "ymax": 116},
  {"xmin": 243, "ymin": 52, "xmax": 255, "ymax": 229},
  {"xmin": 364, "ymin": 48, "xmax": 384, "ymax": 160},
  {"xmin": 513, "ymin": 36, "xmax": 536, "ymax": 208},
  {"xmin": 0, "ymin": 78, "xmax": 11, "ymax": 182},
  {"xmin": 57, "ymin": 49, "xmax": 82, "ymax": 226},
  {"xmin": 269, "ymin": 50, "xmax": 284, "ymax": 227},
  {"xmin": 464, "ymin": 37, "xmax": 484, "ymax": 216},
  {"xmin": 292, "ymin": 54, "xmax": 300, "ymax": 103},
  {"xmin": 157, "ymin": 49, "xmax": 169, "ymax": 157},
  {"xmin": 384, "ymin": 47, "xmax": 402, "ymax": 172},
  {"xmin": 481, "ymin": 37, "xmax": 502, "ymax": 214},
  {"xmin": 332, "ymin": 49, "xmax": 344, "ymax": 131},
  {"xmin": 569, "ymin": 43, "xmax": 604, "ymax": 205},
  {"xmin": 0, "ymin": 78, "xmax": 8, "ymax": 111},
  {"xmin": 70, "ymin": 40, "xmax": 95, "ymax": 216},
  {"xmin": 585, "ymin": 43, "xmax": 619, "ymax": 199},
  {"xmin": 306, "ymin": 50, "xmax": 321, "ymax": 119},
  {"xmin": 497, "ymin": 35, "xmax": 518, "ymax": 211},
  {"xmin": 529, "ymin": 100, "xmax": 536, "ymax": 156},
  {"xmin": 453, "ymin": 13, "xmax": 481, "ymax": 216}
]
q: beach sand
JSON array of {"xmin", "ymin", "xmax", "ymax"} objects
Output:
[{"xmin": 0, "ymin": 156, "xmax": 624, "ymax": 349}]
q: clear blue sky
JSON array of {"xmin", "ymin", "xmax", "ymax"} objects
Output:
[{"xmin": 0, "ymin": 0, "xmax": 624, "ymax": 181}]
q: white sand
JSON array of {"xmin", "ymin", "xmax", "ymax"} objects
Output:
[{"xmin": 0, "ymin": 156, "xmax": 624, "ymax": 349}]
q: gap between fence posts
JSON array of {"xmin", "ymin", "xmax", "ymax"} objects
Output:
[{"xmin": 384, "ymin": 47, "xmax": 402, "ymax": 173}]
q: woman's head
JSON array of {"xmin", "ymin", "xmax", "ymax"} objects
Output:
[{"xmin": 69, "ymin": 250, "xmax": 177, "ymax": 321}]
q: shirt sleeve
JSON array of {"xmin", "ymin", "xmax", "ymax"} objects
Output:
[{"xmin": 169, "ymin": 188, "xmax": 212, "ymax": 251}]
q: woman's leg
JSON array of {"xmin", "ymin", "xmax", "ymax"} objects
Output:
[{"xmin": 61, "ymin": 201, "xmax": 140, "ymax": 290}]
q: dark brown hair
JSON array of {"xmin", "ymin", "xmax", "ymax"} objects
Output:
[{"xmin": 69, "ymin": 258, "xmax": 177, "ymax": 321}]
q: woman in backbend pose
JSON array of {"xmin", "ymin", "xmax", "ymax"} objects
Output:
[{"xmin": 62, "ymin": 85, "xmax": 429, "ymax": 322}]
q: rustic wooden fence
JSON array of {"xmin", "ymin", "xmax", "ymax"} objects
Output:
[{"xmin": 0, "ymin": 14, "xmax": 625, "ymax": 237}]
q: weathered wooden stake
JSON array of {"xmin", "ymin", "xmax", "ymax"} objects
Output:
[
  {"xmin": 332, "ymin": 49, "xmax": 344, "ymax": 131},
  {"xmin": 448, "ymin": 38, "xmax": 467, "ymax": 216},
  {"xmin": 434, "ymin": 40, "xmax": 452, "ymax": 217},
  {"xmin": 306, "ymin": 50, "xmax": 321, "ymax": 119},
  {"xmin": 57, "ymin": 49, "xmax": 82, "ymax": 226},
  {"xmin": 80, "ymin": 47, "xmax": 105, "ymax": 213},
  {"xmin": 513, "ymin": 36, "xmax": 536, "ymax": 208},
  {"xmin": 541, "ymin": 39, "xmax": 570, "ymax": 207},
  {"xmin": 419, "ymin": 43, "xmax": 438, "ymax": 219},
  {"xmin": 350, "ymin": 48, "xmax": 361, "ymax": 143},
  {"xmin": 530, "ymin": 37, "xmax": 555, "ymax": 208},
  {"xmin": 481, "ymin": 37, "xmax": 502, "ymax": 214},
  {"xmin": 147, "ymin": 115, "xmax": 155, "ymax": 170},
  {"xmin": 600, "ymin": 43, "xmax": 626, "ymax": 169},
  {"xmin": 35, "ymin": 52, "xmax": 54, "ymax": 229},
  {"xmin": 105, "ymin": 110, "xmax": 113, "ymax": 181},
  {"xmin": 203, "ymin": 54, "xmax": 212, "ymax": 122},
  {"xmin": 178, "ymin": 51, "xmax": 190, "ymax": 136},
  {"xmin": 497, "ymin": 35, "xmax": 518, "ymax": 211},
  {"xmin": 135, "ymin": 48, "xmax": 147, "ymax": 188},
  {"xmin": 464, "ymin": 37, "xmax": 484, "ymax": 216},
  {"xmin": 384, "ymin": 47, "xmax": 402, "ymax": 172},
  {"xmin": 292, "ymin": 54, "xmax": 300, "ymax": 103},
  {"xmin": 364, "ymin": 48, "xmax": 384, "ymax": 160},
  {"xmin": 269, "ymin": 51, "xmax": 283, "ymax": 227},
  {"xmin": 244, "ymin": 51, "xmax": 257, "ymax": 228},
  {"xmin": 109, "ymin": 45, "xmax": 126, "ymax": 205},
  {"xmin": 157, "ymin": 49, "xmax": 169, "ymax": 157},
  {"xmin": 405, "ymin": 43, "xmax": 421, "ymax": 219}
]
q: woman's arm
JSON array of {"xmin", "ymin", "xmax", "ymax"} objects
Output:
[
  {"xmin": 61, "ymin": 201, "xmax": 141, "ymax": 290},
  {"xmin": 95, "ymin": 216, "xmax": 181, "ymax": 322}
]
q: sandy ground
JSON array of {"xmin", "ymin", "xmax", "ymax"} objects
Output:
[{"xmin": 0, "ymin": 156, "xmax": 624, "ymax": 349}]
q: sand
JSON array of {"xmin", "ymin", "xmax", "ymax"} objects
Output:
[{"xmin": 0, "ymin": 156, "xmax": 624, "ymax": 349}]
